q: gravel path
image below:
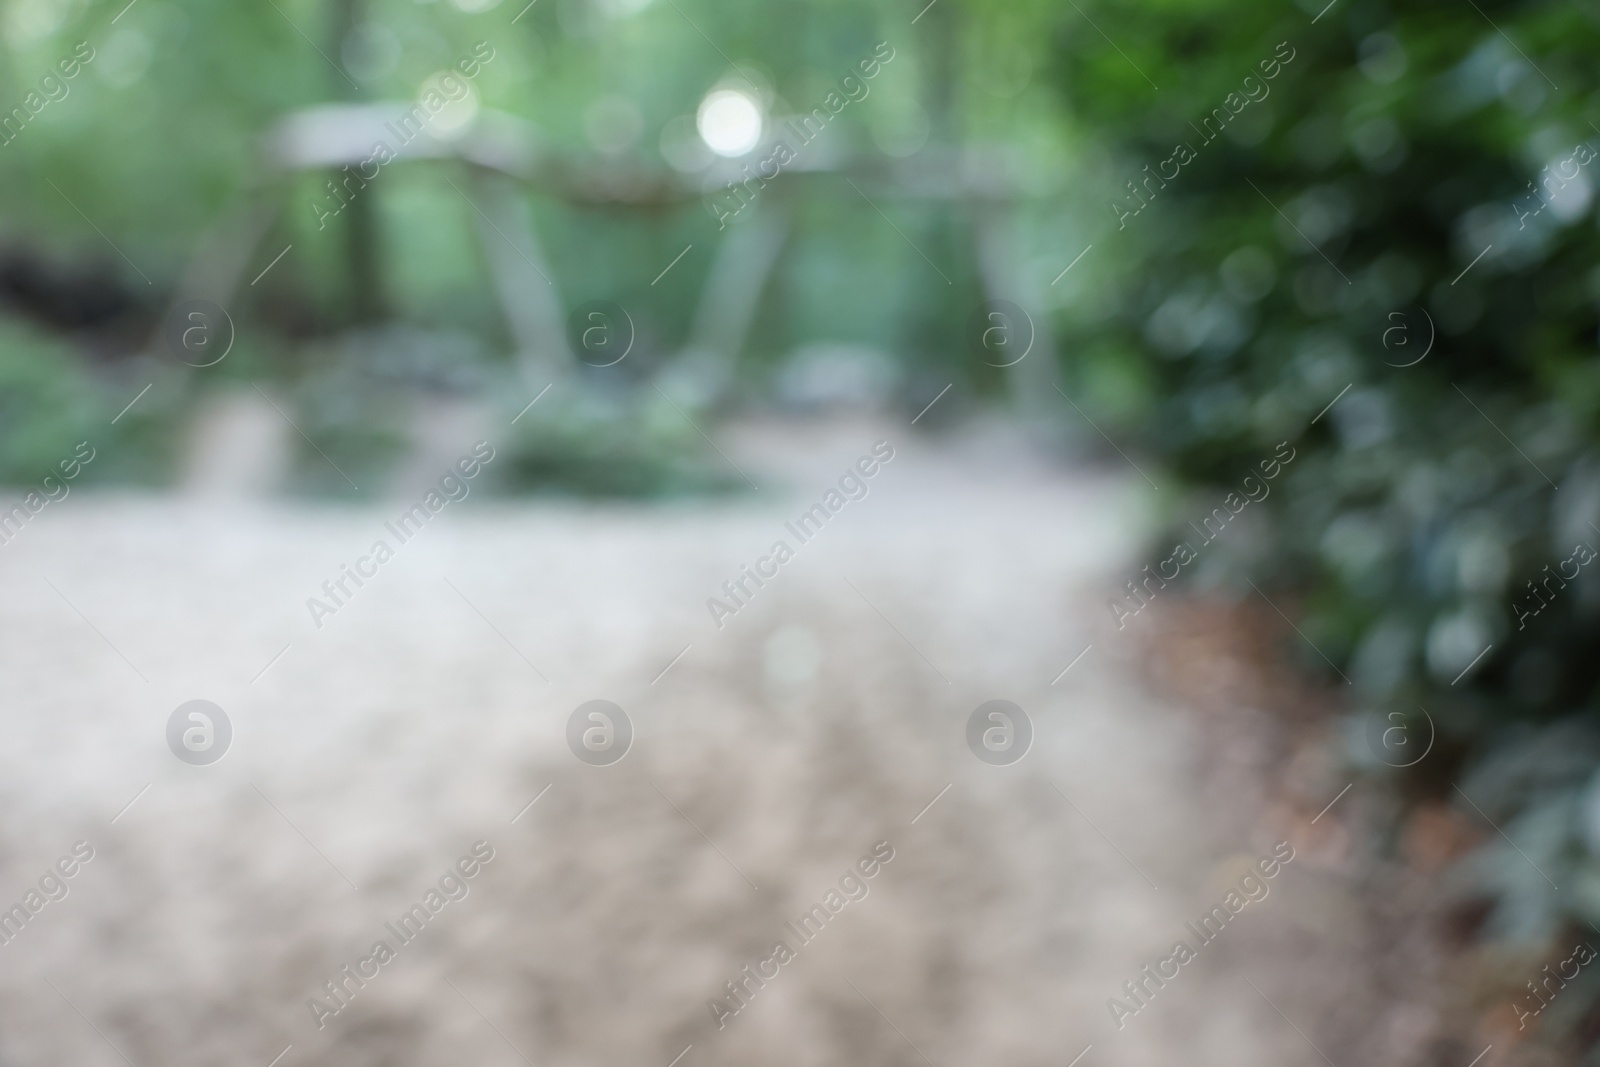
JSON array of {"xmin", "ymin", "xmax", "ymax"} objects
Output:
[{"xmin": 0, "ymin": 416, "xmax": 1357, "ymax": 1067}]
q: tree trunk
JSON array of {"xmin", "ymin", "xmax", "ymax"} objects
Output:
[{"xmin": 328, "ymin": 0, "xmax": 383, "ymax": 324}]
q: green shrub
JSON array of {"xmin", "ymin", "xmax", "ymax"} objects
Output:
[{"xmin": 1054, "ymin": 0, "xmax": 1600, "ymax": 1045}]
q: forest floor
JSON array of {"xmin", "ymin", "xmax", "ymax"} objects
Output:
[{"xmin": 0, "ymin": 413, "xmax": 1450, "ymax": 1067}]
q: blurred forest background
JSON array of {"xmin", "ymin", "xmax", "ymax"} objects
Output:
[{"xmin": 4, "ymin": 0, "xmax": 1600, "ymax": 1057}]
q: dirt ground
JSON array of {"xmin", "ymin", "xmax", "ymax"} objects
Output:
[{"xmin": 0, "ymin": 414, "xmax": 1434, "ymax": 1067}]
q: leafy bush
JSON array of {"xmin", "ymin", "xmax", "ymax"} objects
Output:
[
  {"xmin": 1053, "ymin": 0, "xmax": 1600, "ymax": 1048},
  {"xmin": 0, "ymin": 319, "xmax": 180, "ymax": 486},
  {"xmin": 0, "ymin": 319, "xmax": 99, "ymax": 483},
  {"xmin": 497, "ymin": 389, "xmax": 745, "ymax": 498}
]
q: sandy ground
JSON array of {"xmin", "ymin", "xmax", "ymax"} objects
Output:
[{"xmin": 0, "ymin": 415, "xmax": 1387, "ymax": 1067}]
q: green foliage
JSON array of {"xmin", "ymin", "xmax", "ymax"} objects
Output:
[
  {"xmin": 277, "ymin": 331, "xmax": 450, "ymax": 496},
  {"xmin": 1052, "ymin": 0, "xmax": 1600, "ymax": 1041},
  {"xmin": 0, "ymin": 317, "xmax": 97, "ymax": 481},
  {"xmin": 0, "ymin": 319, "xmax": 178, "ymax": 485},
  {"xmin": 497, "ymin": 390, "xmax": 744, "ymax": 498}
]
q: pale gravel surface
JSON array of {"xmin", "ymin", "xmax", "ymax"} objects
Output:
[{"xmin": 0, "ymin": 416, "xmax": 1349, "ymax": 1067}]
